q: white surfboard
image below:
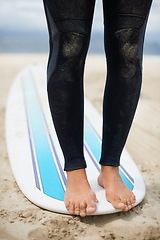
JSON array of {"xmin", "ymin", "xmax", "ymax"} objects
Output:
[{"xmin": 5, "ymin": 64, "xmax": 145, "ymax": 215}]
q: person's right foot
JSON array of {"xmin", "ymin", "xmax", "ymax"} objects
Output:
[{"xmin": 64, "ymin": 169, "xmax": 97, "ymax": 217}]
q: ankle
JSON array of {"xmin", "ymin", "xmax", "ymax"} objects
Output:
[
  {"xmin": 66, "ymin": 168, "xmax": 87, "ymax": 182},
  {"xmin": 101, "ymin": 165, "xmax": 119, "ymax": 173}
]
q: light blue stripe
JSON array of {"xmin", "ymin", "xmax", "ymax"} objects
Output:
[
  {"xmin": 22, "ymin": 82, "xmax": 41, "ymax": 190},
  {"xmin": 84, "ymin": 118, "xmax": 134, "ymax": 191},
  {"xmin": 84, "ymin": 119, "xmax": 101, "ymax": 162},
  {"xmin": 23, "ymin": 78, "xmax": 64, "ymax": 201},
  {"xmin": 119, "ymin": 171, "xmax": 133, "ymax": 190}
]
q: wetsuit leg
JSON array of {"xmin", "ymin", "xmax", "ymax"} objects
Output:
[
  {"xmin": 100, "ymin": 0, "xmax": 152, "ymax": 166},
  {"xmin": 43, "ymin": 0, "xmax": 95, "ymax": 171}
]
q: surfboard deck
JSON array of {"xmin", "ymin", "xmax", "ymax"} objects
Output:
[{"xmin": 5, "ymin": 64, "xmax": 145, "ymax": 215}]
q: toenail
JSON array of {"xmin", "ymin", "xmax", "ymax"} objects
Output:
[
  {"xmin": 124, "ymin": 207, "xmax": 128, "ymax": 211},
  {"xmin": 118, "ymin": 202, "xmax": 125, "ymax": 207},
  {"xmin": 81, "ymin": 202, "xmax": 85, "ymax": 207},
  {"xmin": 80, "ymin": 212, "xmax": 86, "ymax": 217},
  {"xmin": 75, "ymin": 211, "xmax": 80, "ymax": 215},
  {"xmin": 88, "ymin": 207, "xmax": 96, "ymax": 210},
  {"xmin": 69, "ymin": 210, "xmax": 74, "ymax": 214}
]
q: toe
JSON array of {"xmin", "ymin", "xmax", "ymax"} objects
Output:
[
  {"xmin": 69, "ymin": 202, "xmax": 75, "ymax": 214},
  {"xmin": 75, "ymin": 203, "xmax": 80, "ymax": 216},
  {"xmin": 86, "ymin": 200, "xmax": 97, "ymax": 214},
  {"xmin": 109, "ymin": 196, "xmax": 126, "ymax": 210},
  {"xmin": 127, "ymin": 201, "xmax": 132, "ymax": 210},
  {"xmin": 123, "ymin": 206, "xmax": 129, "ymax": 212},
  {"xmin": 131, "ymin": 195, "xmax": 136, "ymax": 205},
  {"xmin": 131, "ymin": 199, "xmax": 135, "ymax": 208},
  {"xmin": 127, "ymin": 193, "xmax": 136, "ymax": 209},
  {"xmin": 127, "ymin": 200, "xmax": 131, "ymax": 206},
  {"xmin": 116, "ymin": 202, "xmax": 126, "ymax": 210},
  {"xmin": 131, "ymin": 197, "xmax": 136, "ymax": 204},
  {"xmin": 65, "ymin": 200, "xmax": 70, "ymax": 211},
  {"xmin": 80, "ymin": 202, "xmax": 86, "ymax": 217},
  {"xmin": 123, "ymin": 195, "xmax": 135, "ymax": 211},
  {"xmin": 110, "ymin": 200, "xmax": 126, "ymax": 210}
]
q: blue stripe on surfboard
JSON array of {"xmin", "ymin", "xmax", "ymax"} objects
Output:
[
  {"xmin": 84, "ymin": 117, "xmax": 134, "ymax": 191},
  {"xmin": 23, "ymin": 77, "xmax": 65, "ymax": 201},
  {"xmin": 32, "ymin": 78, "xmax": 67, "ymax": 187},
  {"xmin": 84, "ymin": 141, "xmax": 101, "ymax": 172},
  {"xmin": 120, "ymin": 164, "xmax": 134, "ymax": 185},
  {"xmin": 22, "ymin": 82, "xmax": 41, "ymax": 191}
]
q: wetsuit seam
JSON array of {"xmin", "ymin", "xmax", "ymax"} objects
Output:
[
  {"xmin": 111, "ymin": 27, "xmax": 141, "ymax": 34},
  {"xmin": 58, "ymin": 30, "xmax": 88, "ymax": 37},
  {"xmin": 54, "ymin": 17, "xmax": 92, "ymax": 22},
  {"xmin": 105, "ymin": 14, "xmax": 146, "ymax": 19}
]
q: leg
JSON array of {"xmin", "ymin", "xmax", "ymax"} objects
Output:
[
  {"xmin": 43, "ymin": 0, "xmax": 97, "ymax": 216},
  {"xmin": 98, "ymin": 0, "xmax": 152, "ymax": 211}
]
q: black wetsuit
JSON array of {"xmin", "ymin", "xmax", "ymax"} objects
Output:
[{"xmin": 43, "ymin": 0, "xmax": 152, "ymax": 171}]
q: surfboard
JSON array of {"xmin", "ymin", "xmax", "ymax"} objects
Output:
[{"xmin": 5, "ymin": 64, "xmax": 145, "ymax": 215}]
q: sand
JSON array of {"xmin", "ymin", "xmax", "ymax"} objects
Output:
[{"xmin": 0, "ymin": 54, "xmax": 160, "ymax": 240}]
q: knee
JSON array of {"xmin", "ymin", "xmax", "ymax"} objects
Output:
[
  {"xmin": 58, "ymin": 31, "xmax": 89, "ymax": 64},
  {"xmin": 109, "ymin": 28, "xmax": 142, "ymax": 78},
  {"xmin": 48, "ymin": 31, "xmax": 89, "ymax": 83}
]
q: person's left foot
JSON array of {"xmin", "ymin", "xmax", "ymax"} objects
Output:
[{"xmin": 98, "ymin": 165, "xmax": 136, "ymax": 211}]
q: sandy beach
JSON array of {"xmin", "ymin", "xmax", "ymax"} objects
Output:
[{"xmin": 0, "ymin": 53, "xmax": 160, "ymax": 240}]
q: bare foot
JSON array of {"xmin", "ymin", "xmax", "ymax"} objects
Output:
[
  {"xmin": 98, "ymin": 166, "xmax": 136, "ymax": 211},
  {"xmin": 64, "ymin": 169, "xmax": 97, "ymax": 217}
]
